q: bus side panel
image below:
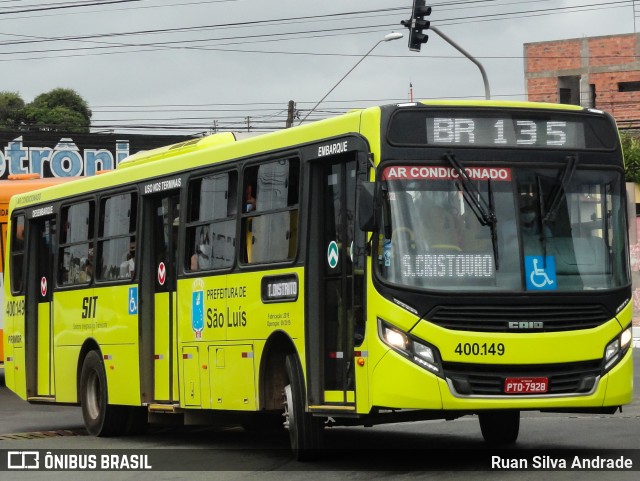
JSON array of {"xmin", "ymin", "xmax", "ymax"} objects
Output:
[
  {"xmin": 354, "ymin": 335, "xmax": 370, "ymax": 414},
  {"xmin": 226, "ymin": 269, "xmax": 306, "ymax": 344},
  {"xmin": 4, "ymin": 293, "xmax": 27, "ymax": 399},
  {"xmin": 371, "ymin": 350, "xmax": 443, "ymax": 409},
  {"xmin": 207, "ymin": 344, "xmax": 256, "ymax": 410},
  {"xmin": 603, "ymin": 348, "xmax": 634, "ymax": 406},
  {"xmin": 54, "ymin": 290, "xmax": 98, "ymax": 347},
  {"xmin": 176, "ymin": 268, "xmax": 305, "ymax": 412},
  {"xmin": 7, "ymin": 348, "xmax": 27, "ymax": 398},
  {"xmin": 182, "ymin": 345, "xmax": 202, "ymax": 407},
  {"xmin": 101, "ymin": 343, "xmax": 141, "ymax": 406},
  {"xmin": 93, "ymin": 285, "xmax": 141, "ymax": 406},
  {"xmin": 226, "ymin": 270, "xmax": 305, "ymax": 410},
  {"xmin": 53, "ymin": 345, "xmax": 81, "ymax": 402},
  {"xmin": 53, "ymin": 290, "xmax": 96, "ymax": 403},
  {"xmin": 54, "ymin": 287, "xmax": 142, "ymax": 406}
]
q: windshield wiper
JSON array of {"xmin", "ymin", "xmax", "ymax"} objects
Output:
[
  {"xmin": 542, "ymin": 155, "xmax": 578, "ymax": 227},
  {"xmin": 443, "ymin": 153, "xmax": 499, "ymax": 269},
  {"xmin": 536, "ymin": 155, "xmax": 579, "ymax": 265}
]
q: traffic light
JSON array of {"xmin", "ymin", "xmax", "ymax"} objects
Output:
[{"xmin": 401, "ymin": 0, "xmax": 432, "ymax": 52}]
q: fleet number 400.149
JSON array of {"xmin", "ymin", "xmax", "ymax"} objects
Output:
[{"xmin": 454, "ymin": 342, "xmax": 505, "ymax": 356}]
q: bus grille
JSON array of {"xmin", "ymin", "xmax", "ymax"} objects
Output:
[
  {"xmin": 443, "ymin": 360, "xmax": 602, "ymax": 396},
  {"xmin": 427, "ymin": 305, "xmax": 610, "ymax": 332}
]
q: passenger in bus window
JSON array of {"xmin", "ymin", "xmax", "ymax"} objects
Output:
[
  {"xmin": 15, "ymin": 223, "xmax": 25, "ymax": 250},
  {"xmin": 190, "ymin": 226, "xmax": 210, "ymax": 270},
  {"xmin": 128, "ymin": 241, "xmax": 136, "ymax": 277},
  {"xmin": 79, "ymin": 257, "xmax": 92, "ymax": 282},
  {"xmin": 519, "ymin": 194, "xmax": 552, "ymax": 238},
  {"xmin": 118, "ymin": 242, "xmax": 135, "ymax": 279},
  {"xmin": 245, "ymin": 184, "xmax": 256, "ymax": 212},
  {"xmin": 119, "ymin": 253, "xmax": 133, "ymax": 278}
]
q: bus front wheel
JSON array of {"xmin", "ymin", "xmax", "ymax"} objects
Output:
[
  {"xmin": 80, "ymin": 350, "xmax": 127, "ymax": 436},
  {"xmin": 478, "ymin": 410, "xmax": 520, "ymax": 445},
  {"xmin": 283, "ymin": 353, "xmax": 323, "ymax": 460}
]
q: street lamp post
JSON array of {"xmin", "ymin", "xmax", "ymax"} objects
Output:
[
  {"xmin": 298, "ymin": 32, "xmax": 403, "ymax": 125},
  {"xmin": 429, "ymin": 26, "xmax": 491, "ymax": 100}
]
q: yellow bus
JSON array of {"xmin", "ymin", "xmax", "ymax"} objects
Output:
[
  {"xmin": 0, "ymin": 174, "xmax": 74, "ymax": 367},
  {"xmin": 3, "ymin": 101, "xmax": 633, "ymax": 458}
]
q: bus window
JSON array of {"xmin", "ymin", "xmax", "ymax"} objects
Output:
[
  {"xmin": 186, "ymin": 171, "xmax": 237, "ymax": 271},
  {"xmin": 9, "ymin": 215, "xmax": 25, "ymax": 293},
  {"xmin": 97, "ymin": 193, "xmax": 137, "ymax": 281},
  {"xmin": 58, "ymin": 201, "xmax": 95, "ymax": 285},
  {"xmin": 242, "ymin": 159, "xmax": 299, "ymax": 264}
]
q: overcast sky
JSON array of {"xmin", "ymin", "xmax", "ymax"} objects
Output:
[{"xmin": 0, "ymin": 0, "xmax": 636, "ymax": 135}]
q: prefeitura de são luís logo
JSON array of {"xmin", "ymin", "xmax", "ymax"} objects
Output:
[{"xmin": 191, "ymin": 278, "xmax": 205, "ymax": 338}]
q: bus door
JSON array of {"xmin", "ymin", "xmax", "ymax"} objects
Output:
[
  {"xmin": 25, "ymin": 214, "xmax": 56, "ymax": 398},
  {"xmin": 308, "ymin": 147, "xmax": 366, "ymax": 408},
  {"xmin": 141, "ymin": 191, "xmax": 181, "ymax": 404}
]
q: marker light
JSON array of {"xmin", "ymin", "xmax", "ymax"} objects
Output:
[{"xmin": 620, "ymin": 327, "xmax": 632, "ymax": 351}]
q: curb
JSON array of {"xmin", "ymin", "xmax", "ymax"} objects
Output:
[{"xmin": 634, "ymin": 327, "xmax": 640, "ymax": 349}]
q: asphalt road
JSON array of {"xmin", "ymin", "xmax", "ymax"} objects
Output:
[{"xmin": 0, "ymin": 352, "xmax": 639, "ymax": 480}]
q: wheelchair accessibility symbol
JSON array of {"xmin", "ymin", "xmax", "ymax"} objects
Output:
[
  {"xmin": 525, "ymin": 256, "xmax": 557, "ymax": 291},
  {"xmin": 128, "ymin": 287, "xmax": 138, "ymax": 315}
]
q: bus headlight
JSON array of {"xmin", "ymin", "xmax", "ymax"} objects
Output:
[
  {"xmin": 603, "ymin": 326, "xmax": 632, "ymax": 373},
  {"xmin": 382, "ymin": 325, "xmax": 409, "ymax": 350},
  {"xmin": 378, "ymin": 319, "xmax": 443, "ymax": 376}
]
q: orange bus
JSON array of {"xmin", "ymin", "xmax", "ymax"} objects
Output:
[{"xmin": 0, "ymin": 174, "xmax": 74, "ymax": 366}]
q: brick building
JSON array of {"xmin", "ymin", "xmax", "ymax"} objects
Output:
[{"xmin": 524, "ymin": 33, "xmax": 640, "ymax": 130}]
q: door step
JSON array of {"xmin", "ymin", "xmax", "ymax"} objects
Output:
[{"xmin": 147, "ymin": 403, "xmax": 182, "ymax": 413}]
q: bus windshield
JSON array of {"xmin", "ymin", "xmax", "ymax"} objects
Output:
[{"xmin": 377, "ymin": 163, "xmax": 629, "ymax": 292}]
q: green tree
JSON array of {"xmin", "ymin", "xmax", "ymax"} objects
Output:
[
  {"xmin": 0, "ymin": 91, "xmax": 26, "ymax": 130},
  {"xmin": 24, "ymin": 88, "xmax": 92, "ymax": 133},
  {"xmin": 622, "ymin": 132, "xmax": 640, "ymax": 183}
]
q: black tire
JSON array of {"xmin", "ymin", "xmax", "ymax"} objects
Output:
[
  {"xmin": 283, "ymin": 354, "xmax": 323, "ymax": 460},
  {"xmin": 242, "ymin": 412, "xmax": 284, "ymax": 433},
  {"xmin": 479, "ymin": 410, "xmax": 520, "ymax": 445},
  {"xmin": 125, "ymin": 406, "xmax": 149, "ymax": 436},
  {"xmin": 79, "ymin": 350, "xmax": 128, "ymax": 437}
]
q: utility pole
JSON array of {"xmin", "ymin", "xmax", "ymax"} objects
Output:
[
  {"xmin": 246, "ymin": 116, "xmax": 250, "ymax": 132},
  {"xmin": 286, "ymin": 100, "xmax": 295, "ymax": 128}
]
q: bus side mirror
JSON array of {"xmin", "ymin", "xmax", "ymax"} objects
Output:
[{"xmin": 357, "ymin": 181, "xmax": 377, "ymax": 232}]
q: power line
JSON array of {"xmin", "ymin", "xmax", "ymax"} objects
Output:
[
  {"xmin": 0, "ymin": 0, "xmax": 144, "ymax": 15},
  {"xmin": 0, "ymin": 1, "xmax": 633, "ymax": 61}
]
